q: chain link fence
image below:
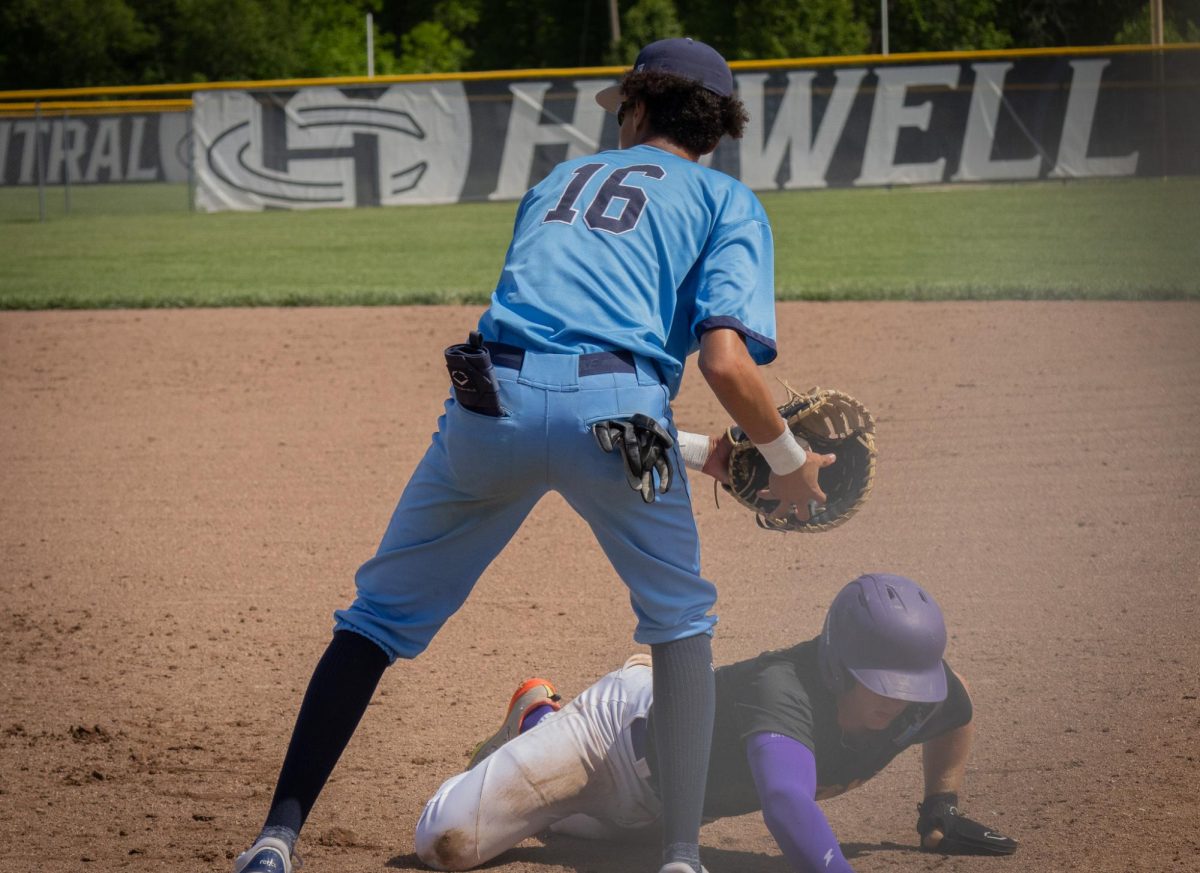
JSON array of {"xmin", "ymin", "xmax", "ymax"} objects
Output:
[
  {"xmin": 0, "ymin": 100, "xmax": 193, "ymax": 222},
  {"xmin": 4, "ymin": 44, "xmax": 1198, "ymax": 223}
]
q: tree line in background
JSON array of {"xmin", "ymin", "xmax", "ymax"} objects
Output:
[{"xmin": 2, "ymin": 0, "xmax": 1198, "ymax": 90}]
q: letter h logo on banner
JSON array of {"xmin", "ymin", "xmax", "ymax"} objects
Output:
[{"xmin": 195, "ymin": 85, "xmax": 471, "ymax": 211}]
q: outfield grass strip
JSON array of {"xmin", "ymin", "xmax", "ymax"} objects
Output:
[{"xmin": 1, "ymin": 178, "xmax": 1196, "ymax": 309}]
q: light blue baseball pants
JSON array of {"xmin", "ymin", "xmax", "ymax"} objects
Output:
[{"xmin": 334, "ymin": 348, "xmax": 717, "ymax": 660}]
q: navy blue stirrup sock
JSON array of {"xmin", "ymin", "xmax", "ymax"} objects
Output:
[
  {"xmin": 263, "ymin": 630, "xmax": 390, "ymax": 835},
  {"xmin": 651, "ymin": 633, "xmax": 714, "ymax": 873}
]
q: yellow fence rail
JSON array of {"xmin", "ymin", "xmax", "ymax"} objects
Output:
[
  {"xmin": 0, "ymin": 100, "xmax": 192, "ymax": 117},
  {"xmin": 1, "ymin": 43, "xmax": 1196, "ymax": 103}
]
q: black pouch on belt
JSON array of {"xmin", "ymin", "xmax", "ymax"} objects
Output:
[{"xmin": 444, "ymin": 330, "xmax": 503, "ymax": 417}]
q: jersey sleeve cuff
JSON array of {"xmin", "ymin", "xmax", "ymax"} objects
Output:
[{"xmin": 696, "ymin": 316, "xmax": 778, "ymax": 365}]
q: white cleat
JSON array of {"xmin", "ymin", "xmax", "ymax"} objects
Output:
[{"xmin": 233, "ymin": 836, "xmax": 299, "ymax": 873}]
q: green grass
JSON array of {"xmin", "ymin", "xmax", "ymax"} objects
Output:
[
  {"xmin": 765, "ymin": 178, "xmax": 1200, "ymax": 300},
  {"xmin": 0, "ymin": 183, "xmax": 192, "ymax": 222},
  {"xmin": 1, "ymin": 177, "xmax": 1197, "ymax": 309}
]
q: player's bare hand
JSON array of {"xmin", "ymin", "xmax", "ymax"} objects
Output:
[
  {"xmin": 759, "ymin": 452, "xmax": 836, "ymax": 521},
  {"xmin": 922, "ymin": 829, "xmax": 945, "ymax": 850},
  {"xmin": 700, "ymin": 432, "xmax": 734, "ymax": 484}
]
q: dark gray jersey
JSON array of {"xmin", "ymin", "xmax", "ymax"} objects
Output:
[{"xmin": 649, "ymin": 637, "xmax": 973, "ymax": 819}]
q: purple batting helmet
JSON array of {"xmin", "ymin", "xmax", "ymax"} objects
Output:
[{"xmin": 818, "ymin": 574, "xmax": 948, "ymax": 703}]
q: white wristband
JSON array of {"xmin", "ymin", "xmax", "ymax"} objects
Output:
[
  {"xmin": 676, "ymin": 430, "xmax": 712, "ymax": 471},
  {"xmin": 756, "ymin": 425, "xmax": 807, "ymax": 475}
]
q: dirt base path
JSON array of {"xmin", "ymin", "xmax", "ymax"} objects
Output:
[{"xmin": 2, "ymin": 303, "xmax": 1197, "ymax": 873}]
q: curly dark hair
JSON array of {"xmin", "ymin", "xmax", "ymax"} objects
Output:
[{"xmin": 618, "ymin": 69, "xmax": 749, "ymax": 156}]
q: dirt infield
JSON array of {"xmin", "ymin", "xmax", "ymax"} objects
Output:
[{"xmin": 1, "ymin": 302, "xmax": 1197, "ymax": 873}]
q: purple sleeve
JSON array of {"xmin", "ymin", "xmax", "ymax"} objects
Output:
[{"xmin": 745, "ymin": 732, "xmax": 854, "ymax": 873}]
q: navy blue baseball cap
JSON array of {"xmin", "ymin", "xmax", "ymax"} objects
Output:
[{"xmin": 596, "ymin": 37, "xmax": 735, "ymax": 113}]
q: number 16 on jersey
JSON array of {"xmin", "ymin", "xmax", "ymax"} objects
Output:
[{"xmin": 544, "ymin": 163, "xmax": 666, "ymax": 234}]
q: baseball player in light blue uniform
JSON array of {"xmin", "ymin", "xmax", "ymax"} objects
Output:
[
  {"xmin": 234, "ymin": 38, "xmax": 834, "ymax": 873},
  {"xmin": 340, "ymin": 141, "xmax": 777, "ymax": 659}
]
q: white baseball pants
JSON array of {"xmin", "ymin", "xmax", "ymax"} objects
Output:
[{"xmin": 415, "ymin": 660, "xmax": 660, "ymax": 870}]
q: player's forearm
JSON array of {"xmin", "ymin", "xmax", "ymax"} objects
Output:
[
  {"xmin": 761, "ymin": 794, "xmax": 854, "ymax": 873},
  {"xmin": 922, "ymin": 718, "xmax": 975, "ymax": 796},
  {"xmin": 746, "ymin": 733, "xmax": 854, "ymax": 873},
  {"xmin": 697, "ymin": 329, "xmax": 788, "ymax": 444}
]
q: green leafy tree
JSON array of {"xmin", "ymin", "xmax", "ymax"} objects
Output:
[
  {"xmin": 396, "ymin": 21, "xmax": 469, "ymax": 72},
  {"xmin": 736, "ymin": 0, "xmax": 869, "ymax": 59},
  {"xmin": 394, "ymin": 0, "xmax": 479, "ymax": 73},
  {"xmin": 463, "ymin": 1, "xmax": 602, "ymax": 70},
  {"xmin": 5, "ymin": 0, "xmax": 1194, "ymax": 90},
  {"xmin": 886, "ymin": 0, "xmax": 1013, "ymax": 53},
  {"xmin": 1114, "ymin": 4, "xmax": 1200, "ymax": 43},
  {"xmin": 301, "ymin": 0, "xmax": 400, "ymax": 77},
  {"xmin": 993, "ymin": 1, "xmax": 1152, "ymax": 48},
  {"xmin": 857, "ymin": 1, "xmax": 1184, "ymax": 53},
  {"xmin": 678, "ymin": 0, "xmax": 869, "ymax": 61},
  {"xmin": 138, "ymin": 0, "xmax": 289, "ymax": 82},
  {"xmin": 141, "ymin": 0, "xmax": 397, "ymax": 82},
  {"xmin": 609, "ymin": 0, "xmax": 685, "ymax": 64},
  {"xmin": 0, "ymin": 0, "xmax": 155, "ymax": 88}
]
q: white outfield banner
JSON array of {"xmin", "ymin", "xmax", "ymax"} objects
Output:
[
  {"xmin": 193, "ymin": 83, "xmax": 472, "ymax": 210},
  {"xmin": 0, "ymin": 111, "xmax": 189, "ymax": 186},
  {"xmin": 191, "ymin": 48, "xmax": 1199, "ymax": 211}
]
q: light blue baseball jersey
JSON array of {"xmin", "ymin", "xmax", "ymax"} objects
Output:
[
  {"xmin": 478, "ymin": 143, "xmax": 777, "ymax": 397},
  {"xmin": 337, "ymin": 143, "xmax": 777, "ymax": 660}
]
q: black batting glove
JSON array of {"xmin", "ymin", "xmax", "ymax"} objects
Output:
[{"xmin": 917, "ymin": 792, "xmax": 1019, "ymax": 855}]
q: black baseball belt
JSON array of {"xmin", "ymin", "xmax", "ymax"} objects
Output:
[{"xmin": 484, "ymin": 341, "xmax": 637, "ymax": 376}]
